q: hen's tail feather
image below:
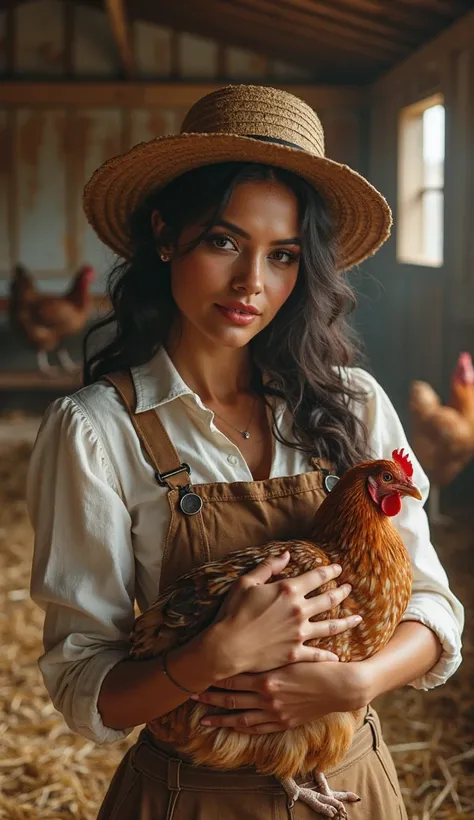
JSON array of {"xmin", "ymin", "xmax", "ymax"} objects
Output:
[
  {"xmin": 130, "ymin": 577, "xmax": 235, "ymax": 658},
  {"xmin": 9, "ymin": 264, "xmax": 35, "ymax": 298},
  {"xmin": 151, "ymin": 704, "xmax": 356, "ymax": 778},
  {"xmin": 409, "ymin": 381, "xmax": 441, "ymax": 421}
]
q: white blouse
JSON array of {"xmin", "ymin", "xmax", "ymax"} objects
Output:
[{"xmin": 27, "ymin": 347, "xmax": 464, "ymax": 744}]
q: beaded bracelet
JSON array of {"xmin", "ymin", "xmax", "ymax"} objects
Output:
[{"xmin": 161, "ymin": 651, "xmax": 198, "ymax": 695}]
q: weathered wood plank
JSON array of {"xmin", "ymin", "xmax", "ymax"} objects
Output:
[
  {"xmin": 0, "ymin": 370, "xmax": 83, "ymax": 390},
  {"xmin": 0, "ymin": 82, "xmax": 365, "ymax": 108},
  {"xmin": 104, "ymin": 0, "xmax": 135, "ymax": 78}
]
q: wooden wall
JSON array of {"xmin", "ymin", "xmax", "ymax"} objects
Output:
[
  {"xmin": 364, "ymin": 10, "xmax": 474, "ymax": 428},
  {"xmin": 0, "ymin": 83, "xmax": 365, "ymax": 293},
  {"xmin": 0, "ymin": 0, "xmax": 365, "ymax": 402},
  {"xmin": 0, "ymin": 0, "xmax": 364, "ymax": 297}
]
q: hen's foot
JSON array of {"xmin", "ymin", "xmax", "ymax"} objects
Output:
[
  {"xmin": 37, "ymin": 351, "xmax": 59, "ymax": 376},
  {"xmin": 281, "ymin": 774, "xmax": 360, "ymax": 819},
  {"xmin": 57, "ymin": 348, "xmax": 80, "ymax": 373},
  {"xmin": 314, "ymin": 772, "xmax": 361, "ymax": 812}
]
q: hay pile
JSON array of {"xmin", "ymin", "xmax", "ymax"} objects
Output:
[
  {"xmin": 0, "ymin": 442, "xmax": 137, "ymax": 819},
  {"xmin": 374, "ymin": 514, "xmax": 474, "ymax": 819},
  {"xmin": 0, "ymin": 439, "xmax": 472, "ymax": 818}
]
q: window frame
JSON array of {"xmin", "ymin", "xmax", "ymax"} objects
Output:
[{"xmin": 397, "ymin": 93, "xmax": 445, "ymax": 268}]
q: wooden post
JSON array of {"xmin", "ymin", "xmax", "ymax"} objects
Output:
[{"xmin": 104, "ymin": 0, "xmax": 135, "ymax": 78}]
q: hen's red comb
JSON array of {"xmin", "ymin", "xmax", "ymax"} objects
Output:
[{"xmin": 392, "ymin": 448, "xmax": 413, "ymax": 478}]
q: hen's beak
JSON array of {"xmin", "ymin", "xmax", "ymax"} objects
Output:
[{"xmin": 392, "ymin": 481, "xmax": 422, "ymax": 501}]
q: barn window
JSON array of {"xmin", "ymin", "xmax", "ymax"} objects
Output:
[{"xmin": 397, "ymin": 95, "xmax": 445, "ymax": 267}]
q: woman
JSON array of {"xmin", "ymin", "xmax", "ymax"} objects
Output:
[{"xmin": 28, "ymin": 85, "xmax": 463, "ymax": 819}]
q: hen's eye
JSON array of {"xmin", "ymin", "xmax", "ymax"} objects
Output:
[{"xmin": 382, "ymin": 472, "xmax": 393, "ymax": 482}]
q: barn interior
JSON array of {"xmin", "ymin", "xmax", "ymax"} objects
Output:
[{"xmin": 0, "ymin": 1, "xmax": 473, "ymax": 818}]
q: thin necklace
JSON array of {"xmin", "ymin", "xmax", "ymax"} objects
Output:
[{"xmin": 212, "ymin": 395, "xmax": 257, "ymax": 440}]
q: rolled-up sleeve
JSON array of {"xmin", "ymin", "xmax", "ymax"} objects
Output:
[
  {"xmin": 350, "ymin": 368, "xmax": 464, "ymax": 690},
  {"xmin": 27, "ymin": 397, "xmax": 136, "ymax": 743}
]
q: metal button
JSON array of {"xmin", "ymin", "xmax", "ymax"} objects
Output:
[
  {"xmin": 324, "ymin": 474, "xmax": 340, "ymax": 493},
  {"xmin": 227, "ymin": 455, "xmax": 238, "ymax": 466},
  {"xmin": 179, "ymin": 492, "xmax": 203, "ymax": 516}
]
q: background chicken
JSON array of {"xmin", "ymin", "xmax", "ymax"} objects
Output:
[
  {"xmin": 409, "ymin": 352, "xmax": 474, "ymax": 524},
  {"xmin": 131, "ymin": 450, "xmax": 421, "ymax": 818},
  {"xmin": 8, "ymin": 263, "xmax": 95, "ymax": 375}
]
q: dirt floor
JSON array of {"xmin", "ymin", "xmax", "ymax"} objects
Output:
[{"xmin": 0, "ymin": 419, "xmax": 472, "ymax": 819}]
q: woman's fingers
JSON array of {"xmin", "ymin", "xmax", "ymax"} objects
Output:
[
  {"xmin": 291, "ymin": 563, "xmax": 342, "ymax": 596},
  {"xmin": 200, "ymin": 707, "xmax": 301, "ymax": 733},
  {"xmin": 299, "ymin": 646, "xmax": 340, "ymax": 662},
  {"xmin": 306, "ymin": 582, "xmax": 353, "ymax": 618},
  {"xmin": 200, "ymin": 709, "xmax": 275, "ymax": 729},
  {"xmin": 213, "ymin": 673, "xmax": 263, "ymax": 692},
  {"xmin": 306, "ymin": 614, "xmax": 362, "ymax": 643},
  {"xmin": 192, "ymin": 690, "xmax": 264, "ymax": 710},
  {"xmin": 241, "ymin": 551, "xmax": 290, "ymax": 586}
]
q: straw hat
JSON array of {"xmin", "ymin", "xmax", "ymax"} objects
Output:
[{"xmin": 83, "ymin": 84, "xmax": 392, "ymax": 271}]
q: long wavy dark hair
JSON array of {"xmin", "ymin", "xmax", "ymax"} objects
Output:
[{"xmin": 83, "ymin": 162, "xmax": 369, "ymax": 474}]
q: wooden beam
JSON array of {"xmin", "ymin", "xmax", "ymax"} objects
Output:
[
  {"xmin": 371, "ymin": 7, "xmax": 474, "ymax": 98},
  {"xmin": 5, "ymin": 2, "xmax": 15, "ymax": 75},
  {"xmin": 76, "ymin": 0, "xmax": 387, "ymax": 78},
  {"xmin": 274, "ymin": 0, "xmax": 428, "ymax": 45},
  {"xmin": 0, "ymin": 295, "xmax": 111, "ymax": 311},
  {"xmin": 143, "ymin": 0, "xmax": 401, "ymax": 63},
  {"xmin": 103, "ymin": 0, "xmax": 135, "ymax": 78},
  {"xmin": 0, "ymin": 82, "xmax": 366, "ymax": 109},
  {"xmin": 408, "ymin": 0, "xmax": 472, "ymax": 16},
  {"xmin": 335, "ymin": 0, "xmax": 461, "ymax": 31},
  {"xmin": 0, "ymin": 0, "xmax": 25, "ymax": 10},
  {"xmin": 0, "ymin": 370, "xmax": 83, "ymax": 390},
  {"xmin": 63, "ymin": 0, "xmax": 75, "ymax": 77},
  {"xmin": 220, "ymin": 0, "xmax": 411, "ymax": 55}
]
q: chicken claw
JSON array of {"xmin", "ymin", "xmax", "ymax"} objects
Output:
[
  {"xmin": 281, "ymin": 774, "xmax": 360, "ymax": 818},
  {"xmin": 37, "ymin": 351, "xmax": 59, "ymax": 377},
  {"xmin": 57, "ymin": 348, "xmax": 81, "ymax": 373}
]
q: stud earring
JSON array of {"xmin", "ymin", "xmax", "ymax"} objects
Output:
[{"xmin": 160, "ymin": 253, "xmax": 170, "ymax": 262}]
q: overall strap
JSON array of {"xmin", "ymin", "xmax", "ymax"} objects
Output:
[{"xmin": 104, "ymin": 371, "xmax": 190, "ymax": 491}]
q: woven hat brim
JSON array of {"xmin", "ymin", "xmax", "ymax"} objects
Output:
[{"xmin": 83, "ymin": 133, "xmax": 392, "ymax": 271}]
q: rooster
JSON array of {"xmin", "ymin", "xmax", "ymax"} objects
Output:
[
  {"xmin": 409, "ymin": 352, "xmax": 474, "ymax": 524},
  {"xmin": 8, "ymin": 263, "xmax": 95, "ymax": 375},
  {"xmin": 131, "ymin": 450, "xmax": 421, "ymax": 818}
]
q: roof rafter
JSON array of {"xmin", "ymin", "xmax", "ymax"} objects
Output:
[
  {"xmin": 331, "ymin": 0, "xmax": 457, "ymax": 31},
  {"xmin": 230, "ymin": 0, "xmax": 420, "ymax": 49},
  {"xmin": 1, "ymin": 0, "xmax": 473, "ymax": 83},
  {"xmin": 217, "ymin": 0, "xmax": 408, "ymax": 57},
  {"xmin": 80, "ymin": 0, "xmax": 390, "ymax": 80},
  {"xmin": 270, "ymin": 0, "xmax": 430, "ymax": 42},
  {"xmin": 123, "ymin": 0, "xmax": 396, "ymax": 67},
  {"xmin": 103, "ymin": 0, "xmax": 135, "ymax": 77}
]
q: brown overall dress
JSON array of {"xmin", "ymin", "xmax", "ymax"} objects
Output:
[{"xmin": 97, "ymin": 372, "xmax": 407, "ymax": 820}]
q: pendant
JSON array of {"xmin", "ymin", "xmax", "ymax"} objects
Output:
[
  {"xmin": 324, "ymin": 474, "xmax": 340, "ymax": 493},
  {"xmin": 242, "ymin": 431, "xmax": 251, "ymax": 439}
]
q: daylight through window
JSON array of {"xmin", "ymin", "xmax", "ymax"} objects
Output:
[{"xmin": 397, "ymin": 95, "xmax": 445, "ymax": 267}]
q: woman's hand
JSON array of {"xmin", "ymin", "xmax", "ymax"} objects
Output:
[
  {"xmin": 191, "ymin": 662, "xmax": 370, "ymax": 734},
  {"xmin": 209, "ymin": 552, "xmax": 361, "ymax": 676}
]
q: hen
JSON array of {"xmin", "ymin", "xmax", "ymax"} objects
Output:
[
  {"xmin": 131, "ymin": 450, "xmax": 421, "ymax": 818},
  {"xmin": 8, "ymin": 263, "xmax": 95, "ymax": 375},
  {"xmin": 409, "ymin": 352, "xmax": 474, "ymax": 524}
]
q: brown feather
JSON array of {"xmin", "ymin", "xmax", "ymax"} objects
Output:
[{"xmin": 130, "ymin": 457, "xmax": 414, "ymax": 778}]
